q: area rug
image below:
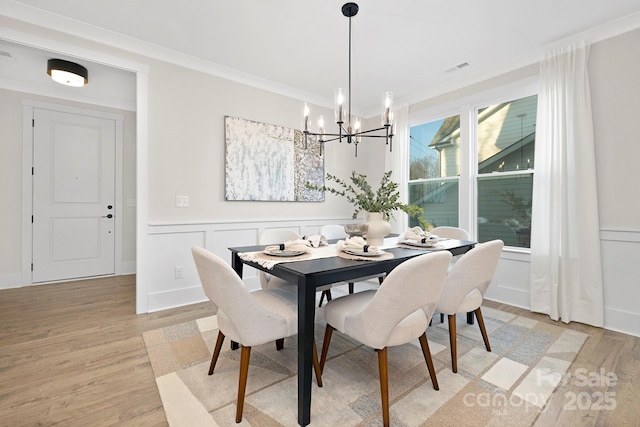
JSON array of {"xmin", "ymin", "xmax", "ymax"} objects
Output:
[{"xmin": 143, "ymin": 305, "xmax": 588, "ymax": 427}]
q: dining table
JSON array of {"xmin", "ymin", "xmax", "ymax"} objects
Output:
[{"xmin": 229, "ymin": 237, "xmax": 476, "ymax": 426}]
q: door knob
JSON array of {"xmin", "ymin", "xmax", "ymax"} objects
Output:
[
  {"xmin": 102, "ymin": 214, "xmax": 113, "ymax": 219},
  {"xmin": 107, "ymin": 205, "xmax": 113, "ymax": 209}
]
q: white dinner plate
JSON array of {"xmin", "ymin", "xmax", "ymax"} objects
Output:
[
  {"xmin": 263, "ymin": 249, "xmax": 306, "ymax": 257},
  {"xmin": 344, "ymin": 249, "xmax": 385, "ymax": 257},
  {"xmin": 400, "ymin": 239, "xmax": 438, "ymax": 248}
]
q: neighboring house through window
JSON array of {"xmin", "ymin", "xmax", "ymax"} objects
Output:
[{"xmin": 409, "ymin": 92, "xmax": 537, "ymax": 249}]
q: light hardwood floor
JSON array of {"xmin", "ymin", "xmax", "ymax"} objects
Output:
[
  {"xmin": 0, "ymin": 275, "xmax": 213, "ymax": 426},
  {"xmin": 0, "ymin": 275, "xmax": 638, "ymax": 426}
]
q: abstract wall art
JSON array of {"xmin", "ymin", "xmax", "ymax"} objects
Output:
[{"xmin": 224, "ymin": 116, "xmax": 324, "ymax": 201}]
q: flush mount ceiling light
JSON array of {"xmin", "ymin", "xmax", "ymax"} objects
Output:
[
  {"xmin": 303, "ymin": 2, "xmax": 394, "ymax": 157},
  {"xmin": 47, "ymin": 59, "xmax": 88, "ymax": 87}
]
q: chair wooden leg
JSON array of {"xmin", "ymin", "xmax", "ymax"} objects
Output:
[
  {"xmin": 209, "ymin": 331, "xmax": 225, "ymax": 375},
  {"xmin": 348, "ymin": 282, "xmax": 354, "ymax": 294},
  {"xmin": 377, "ymin": 347, "xmax": 390, "ymax": 427},
  {"xmin": 312, "ymin": 339, "xmax": 323, "ymax": 387},
  {"xmin": 440, "ymin": 313, "xmax": 444, "ymax": 323},
  {"xmin": 475, "ymin": 307, "xmax": 491, "ymax": 352},
  {"xmin": 448, "ymin": 314, "xmax": 458, "ymax": 373},
  {"xmin": 236, "ymin": 346, "xmax": 251, "ymax": 423},
  {"xmin": 318, "ymin": 290, "xmax": 333, "ymax": 307},
  {"xmin": 275, "ymin": 338, "xmax": 284, "ymax": 351},
  {"xmin": 319, "ymin": 325, "xmax": 334, "ymax": 374},
  {"xmin": 418, "ymin": 333, "xmax": 439, "ymax": 390}
]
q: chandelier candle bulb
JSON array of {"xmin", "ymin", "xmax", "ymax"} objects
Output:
[
  {"xmin": 303, "ymin": 103, "xmax": 310, "ymax": 131},
  {"xmin": 335, "ymin": 88, "xmax": 345, "ymax": 123},
  {"xmin": 318, "ymin": 115, "xmax": 325, "ymax": 137},
  {"xmin": 382, "ymin": 92, "xmax": 393, "ymax": 125}
]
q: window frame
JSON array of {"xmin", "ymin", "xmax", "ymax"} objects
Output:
[{"xmin": 408, "ymin": 78, "xmax": 538, "ymax": 249}]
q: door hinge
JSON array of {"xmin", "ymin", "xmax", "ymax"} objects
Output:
[
  {"xmin": 31, "ymin": 263, "xmax": 33, "ymax": 271},
  {"xmin": 32, "ymin": 119, "xmax": 35, "ymax": 127},
  {"xmin": 32, "ymin": 167, "xmax": 34, "ymax": 175},
  {"xmin": 31, "ymin": 215, "xmax": 34, "ymax": 223}
]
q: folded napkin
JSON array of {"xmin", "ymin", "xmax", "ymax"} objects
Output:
[
  {"xmin": 336, "ymin": 236, "xmax": 380, "ymax": 253},
  {"xmin": 264, "ymin": 239, "xmax": 311, "ymax": 253},
  {"xmin": 403, "ymin": 226, "xmax": 433, "ymax": 243},
  {"xmin": 301, "ymin": 234, "xmax": 328, "ymax": 248}
]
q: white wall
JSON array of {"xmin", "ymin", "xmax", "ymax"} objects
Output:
[
  {"xmin": 589, "ymin": 28, "xmax": 640, "ymax": 336},
  {"xmin": 1, "ymin": 16, "xmax": 638, "ymax": 337},
  {"xmin": 144, "ymin": 57, "xmax": 378, "ymax": 223}
]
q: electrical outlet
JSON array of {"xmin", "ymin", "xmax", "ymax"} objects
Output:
[
  {"xmin": 174, "ymin": 266, "xmax": 184, "ymax": 279},
  {"xmin": 176, "ymin": 195, "xmax": 189, "ymax": 207}
]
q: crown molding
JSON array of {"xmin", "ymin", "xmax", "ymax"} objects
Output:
[
  {"xmin": 4, "ymin": 1, "xmax": 640, "ymax": 117},
  {"xmin": 0, "ymin": 1, "xmax": 333, "ymax": 109}
]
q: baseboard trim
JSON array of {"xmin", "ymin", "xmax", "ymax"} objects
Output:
[
  {"xmin": 0, "ymin": 272, "xmax": 23, "ymax": 290},
  {"xmin": 147, "ymin": 285, "xmax": 208, "ymax": 313},
  {"xmin": 604, "ymin": 307, "xmax": 640, "ymax": 337}
]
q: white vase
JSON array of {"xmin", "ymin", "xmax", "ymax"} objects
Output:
[{"xmin": 366, "ymin": 212, "xmax": 391, "ymax": 246}]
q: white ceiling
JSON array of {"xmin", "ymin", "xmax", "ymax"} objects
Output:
[{"xmin": 2, "ymin": 0, "xmax": 640, "ymax": 115}]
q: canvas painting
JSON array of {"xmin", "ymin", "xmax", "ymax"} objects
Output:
[{"xmin": 225, "ymin": 116, "xmax": 324, "ymax": 201}]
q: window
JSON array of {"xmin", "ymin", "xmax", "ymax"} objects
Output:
[
  {"xmin": 408, "ymin": 114, "xmax": 460, "ymax": 228},
  {"xmin": 477, "ymin": 95, "xmax": 536, "ymax": 247},
  {"xmin": 409, "ymin": 93, "xmax": 537, "ymax": 248}
]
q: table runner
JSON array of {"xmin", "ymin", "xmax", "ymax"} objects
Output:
[
  {"xmin": 238, "ymin": 243, "xmax": 396, "ymax": 269},
  {"xmin": 238, "ymin": 244, "xmax": 339, "ymax": 269}
]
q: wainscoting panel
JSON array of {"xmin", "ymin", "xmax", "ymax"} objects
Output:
[
  {"xmin": 485, "ymin": 250, "xmax": 532, "ymax": 309},
  {"xmin": 145, "ymin": 218, "xmax": 355, "ymax": 312},
  {"xmin": 144, "ymin": 222, "xmax": 640, "ymax": 337},
  {"xmin": 601, "ymin": 229, "xmax": 640, "ymax": 337}
]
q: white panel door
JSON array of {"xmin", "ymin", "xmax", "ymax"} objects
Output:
[{"xmin": 32, "ymin": 108, "xmax": 116, "ymax": 283}]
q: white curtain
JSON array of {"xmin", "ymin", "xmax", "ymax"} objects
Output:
[
  {"xmin": 530, "ymin": 43, "xmax": 604, "ymax": 327},
  {"xmin": 385, "ymin": 103, "xmax": 409, "ymax": 234}
]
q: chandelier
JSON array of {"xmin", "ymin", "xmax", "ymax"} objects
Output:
[{"xmin": 303, "ymin": 2, "xmax": 394, "ymax": 157}]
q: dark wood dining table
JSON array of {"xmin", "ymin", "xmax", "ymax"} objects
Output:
[{"xmin": 229, "ymin": 238, "xmax": 476, "ymax": 426}]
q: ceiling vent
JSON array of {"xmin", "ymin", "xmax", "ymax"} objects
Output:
[{"xmin": 445, "ymin": 62, "xmax": 470, "ymax": 73}]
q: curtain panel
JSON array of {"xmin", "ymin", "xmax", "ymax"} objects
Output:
[
  {"xmin": 530, "ymin": 43, "xmax": 604, "ymax": 327},
  {"xmin": 385, "ymin": 103, "xmax": 409, "ymax": 234}
]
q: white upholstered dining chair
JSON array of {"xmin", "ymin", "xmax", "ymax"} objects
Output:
[
  {"xmin": 191, "ymin": 246, "xmax": 322, "ymax": 423},
  {"xmin": 319, "ymin": 224, "xmax": 348, "ymax": 240},
  {"xmin": 431, "ymin": 226, "xmax": 471, "ymax": 324},
  {"xmin": 436, "ymin": 239, "xmax": 504, "ymax": 373},
  {"xmin": 429, "ymin": 226, "xmax": 470, "ymax": 240},
  {"xmin": 319, "ymin": 251, "xmax": 452, "ymax": 427}
]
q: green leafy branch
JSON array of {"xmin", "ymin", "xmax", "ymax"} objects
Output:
[{"xmin": 306, "ymin": 170, "xmax": 430, "ymax": 229}]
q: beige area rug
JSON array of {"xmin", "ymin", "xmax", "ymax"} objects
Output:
[{"xmin": 143, "ymin": 301, "xmax": 588, "ymax": 427}]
